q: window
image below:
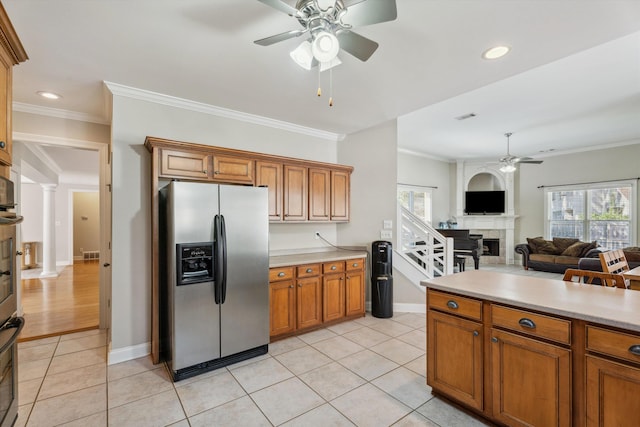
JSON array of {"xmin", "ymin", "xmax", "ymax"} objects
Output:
[
  {"xmin": 544, "ymin": 180, "xmax": 636, "ymax": 249},
  {"xmin": 398, "ymin": 185, "xmax": 432, "ymax": 224}
]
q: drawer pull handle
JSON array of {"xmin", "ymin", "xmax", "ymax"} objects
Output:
[
  {"xmin": 629, "ymin": 345, "xmax": 640, "ymax": 356},
  {"xmin": 491, "ymin": 337, "xmax": 498, "ymax": 343},
  {"xmin": 277, "ymin": 272, "xmax": 285, "ymax": 277},
  {"xmin": 289, "ymin": 285, "xmax": 293, "ymax": 288},
  {"xmin": 352, "ymin": 263, "xmax": 358, "ymax": 267},
  {"xmin": 519, "ymin": 318, "xmax": 536, "ymax": 329},
  {"xmin": 306, "ymin": 268, "xmax": 313, "ymax": 273},
  {"xmin": 331, "ymin": 265, "xmax": 337, "ymax": 270},
  {"xmin": 473, "ymin": 331, "xmax": 479, "ymax": 337},
  {"xmin": 446, "ymin": 300, "xmax": 459, "ymax": 310}
]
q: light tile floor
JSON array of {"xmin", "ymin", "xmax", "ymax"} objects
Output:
[{"xmin": 17, "ymin": 265, "xmax": 560, "ymax": 426}]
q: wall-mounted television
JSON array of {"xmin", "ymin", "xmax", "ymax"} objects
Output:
[{"xmin": 464, "ymin": 190, "xmax": 505, "ymax": 215}]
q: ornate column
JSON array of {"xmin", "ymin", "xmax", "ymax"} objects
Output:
[{"xmin": 40, "ymin": 184, "xmax": 58, "ymax": 278}]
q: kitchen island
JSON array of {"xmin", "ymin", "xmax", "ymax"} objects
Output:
[{"xmin": 421, "ymin": 270, "xmax": 640, "ymax": 427}]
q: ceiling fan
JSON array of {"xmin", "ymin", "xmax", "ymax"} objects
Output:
[
  {"xmin": 254, "ymin": 0, "xmax": 397, "ymax": 70},
  {"xmin": 499, "ymin": 132, "xmax": 543, "ymax": 173}
]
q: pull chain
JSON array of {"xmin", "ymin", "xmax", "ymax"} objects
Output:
[
  {"xmin": 329, "ymin": 68, "xmax": 333, "ymax": 107},
  {"xmin": 317, "ymin": 66, "xmax": 322, "ymax": 97}
]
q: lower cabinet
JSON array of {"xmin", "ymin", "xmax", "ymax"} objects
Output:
[
  {"xmin": 270, "ymin": 257, "xmax": 364, "ymax": 340},
  {"xmin": 490, "ymin": 329, "xmax": 571, "ymax": 427},
  {"xmin": 427, "ymin": 310, "xmax": 483, "ymax": 410}
]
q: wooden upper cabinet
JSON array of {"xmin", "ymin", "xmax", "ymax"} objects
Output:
[
  {"xmin": 0, "ymin": 5, "xmax": 28, "ymax": 168},
  {"xmin": 256, "ymin": 161, "xmax": 283, "ymax": 220},
  {"xmin": 212, "ymin": 154, "xmax": 254, "ymax": 184},
  {"xmin": 283, "ymin": 164, "xmax": 307, "ymax": 221},
  {"xmin": 160, "ymin": 149, "xmax": 211, "ymax": 180},
  {"xmin": 309, "ymin": 168, "xmax": 330, "ymax": 221},
  {"xmin": 331, "ymin": 170, "xmax": 350, "ymax": 221}
]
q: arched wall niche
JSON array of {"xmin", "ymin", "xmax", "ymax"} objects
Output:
[{"xmin": 466, "ymin": 171, "xmax": 505, "ymax": 192}]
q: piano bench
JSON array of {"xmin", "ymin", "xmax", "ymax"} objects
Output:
[{"xmin": 454, "ymin": 256, "xmax": 466, "ymax": 272}]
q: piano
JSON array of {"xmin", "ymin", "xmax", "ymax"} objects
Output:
[{"xmin": 437, "ymin": 229, "xmax": 483, "ymax": 270}]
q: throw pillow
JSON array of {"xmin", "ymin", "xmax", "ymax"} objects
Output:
[
  {"xmin": 536, "ymin": 240, "xmax": 560, "ymax": 255},
  {"xmin": 561, "ymin": 241, "xmax": 591, "ymax": 257},
  {"xmin": 553, "ymin": 237, "xmax": 579, "ymax": 253},
  {"xmin": 526, "ymin": 237, "xmax": 545, "ymax": 253},
  {"xmin": 579, "ymin": 241, "xmax": 598, "ymax": 257}
]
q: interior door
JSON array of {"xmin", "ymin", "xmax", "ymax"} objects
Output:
[{"xmin": 99, "ymin": 144, "xmax": 111, "ymax": 331}]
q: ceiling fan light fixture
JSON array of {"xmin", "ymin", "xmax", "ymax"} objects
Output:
[
  {"xmin": 482, "ymin": 45, "xmax": 510, "ymax": 60},
  {"xmin": 499, "ymin": 163, "xmax": 516, "ymax": 173},
  {"xmin": 311, "ymin": 31, "xmax": 340, "ymax": 62},
  {"xmin": 319, "ymin": 56, "xmax": 341, "ymax": 72},
  {"xmin": 290, "ymin": 41, "xmax": 314, "ymax": 70}
]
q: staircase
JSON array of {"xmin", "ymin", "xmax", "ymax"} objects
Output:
[{"xmin": 395, "ymin": 206, "xmax": 455, "ymax": 286}]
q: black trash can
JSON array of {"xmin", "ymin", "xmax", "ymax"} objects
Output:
[
  {"xmin": 371, "ymin": 241, "xmax": 393, "ymax": 318},
  {"xmin": 372, "ymin": 275, "xmax": 393, "ymax": 318}
]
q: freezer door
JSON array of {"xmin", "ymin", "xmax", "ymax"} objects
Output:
[
  {"xmin": 169, "ymin": 182, "xmax": 221, "ymax": 371},
  {"xmin": 219, "ymin": 185, "xmax": 269, "ymax": 357}
]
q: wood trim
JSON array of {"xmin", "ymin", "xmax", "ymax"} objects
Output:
[
  {"xmin": 151, "ymin": 147, "xmax": 160, "ymax": 364},
  {"xmin": 144, "ymin": 136, "xmax": 354, "ymax": 173},
  {"xmin": 0, "ymin": 4, "xmax": 28, "ymax": 65}
]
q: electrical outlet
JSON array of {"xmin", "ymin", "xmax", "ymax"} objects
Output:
[
  {"xmin": 314, "ymin": 231, "xmax": 320, "ymax": 240},
  {"xmin": 383, "ymin": 220, "xmax": 393, "ymax": 229},
  {"xmin": 380, "ymin": 230, "xmax": 392, "ymax": 239}
]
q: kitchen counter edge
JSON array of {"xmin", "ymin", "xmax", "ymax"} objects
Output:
[{"xmin": 269, "ymin": 250, "xmax": 368, "ymax": 268}]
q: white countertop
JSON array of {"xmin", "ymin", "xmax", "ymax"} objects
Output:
[
  {"xmin": 422, "ymin": 270, "xmax": 640, "ymax": 333},
  {"xmin": 269, "ymin": 250, "xmax": 368, "ymax": 268}
]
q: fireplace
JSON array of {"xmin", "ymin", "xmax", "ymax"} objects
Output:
[{"xmin": 483, "ymin": 238, "xmax": 500, "ymax": 256}]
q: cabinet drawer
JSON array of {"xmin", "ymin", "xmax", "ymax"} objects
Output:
[
  {"xmin": 323, "ymin": 261, "xmax": 345, "ymax": 274},
  {"xmin": 346, "ymin": 258, "xmax": 365, "ymax": 271},
  {"xmin": 297, "ymin": 264, "xmax": 320, "ymax": 278},
  {"xmin": 586, "ymin": 326, "xmax": 640, "ymax": 364},
  {"xmin": 491, "ymin": 305, "xmax": 571, "ymax": 345},
  {"xmin": 269, "ymin": 267, "xmax": 294, "ymax": 282},
  {"xmin": 427, "ymin": 290, "xmax": 482, "ymax": 321}
]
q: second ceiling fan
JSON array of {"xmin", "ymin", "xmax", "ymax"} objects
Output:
[{"xmin": 499, "ymin": 132, "xmax": 543, "ymax": 173}]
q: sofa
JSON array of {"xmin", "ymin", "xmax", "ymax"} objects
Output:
[
  {"xmin": 577, "ymin": 247, "xmax": 640, "ymax": 272},
  {"xmin": 515, "ymin": 237, "xmax": 605, "ymax": 273}
]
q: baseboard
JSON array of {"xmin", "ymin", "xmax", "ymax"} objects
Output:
[
  {"xmin": 365, "ymin": 302, "xmax": 426, "ymax": 314},
  {"xmin": 108, "ymin": 342, "xmax": 150, "ymax": 365}
]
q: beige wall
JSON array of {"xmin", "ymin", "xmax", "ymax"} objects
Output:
[
  {"xmin": 13, "ymin": 112, "xmax": 110, "ymax": 143},
  {"xmin": 73, "ymin": 192, "xmax": 100, "ymax": 258}
]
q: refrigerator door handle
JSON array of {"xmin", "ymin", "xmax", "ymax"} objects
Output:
[
  {"xmin": 220, "ymin": 215, "xmax": 228, "ymax": 304},
  {"xmin": 214, "ymin": 214, "xmax": 223, "ymax": 304}
]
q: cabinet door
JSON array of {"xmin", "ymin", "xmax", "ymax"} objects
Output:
[
  {"xmin": 256, "ymin": 161, "xmax": 283, "ymax": 221},
  {"xmin": 491, "ymin": 329, "xmax": 571, "ymax": 427},
  {"xmin": 296, "ymin": 277, "xmax": 322, "ymax": 330},
  {"xmin": 269, "ymin": 279, "xmax": 296, "ymax": 337},
  {"xmin": 160, "ymin": 149, "xmax": 210, "ymax": 180},
  {"xmin": 309, "ymin": 168, "xmax": 330, "ymax": 221},
  {"xmin": 345, "ymin": 270, "xmax": 365, "ymax": 317},
  {"xmin": 0, "ymin": 47, "xmax": 10, "ymax": 166},
  {"xmin": 283, "ymin": 164, "xmax": 308, "ymax": 221},
  {"xmin": 586, "ymin": 355, "xmax": 640, "ymax": 427},
  {"xmin": 212, "ymin": 154, "xmax": 254, "ymax": 184},
  {"xmin": 323, "ymin": 273, "xmax": 345, "ymax": 322},
  {"xmin": 331, "ymin": 170, "xmax": 350, "ymax": 221},
  {"xmin": 427, "ymin": 310, "xmax": 483, "ymax": 410}
]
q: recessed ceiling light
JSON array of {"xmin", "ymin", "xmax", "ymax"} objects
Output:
[
  {"xmin": 482, "ymin": 46, "xmax": 510, "ymax": 60},
  {"xmin": 36, "ymin": 91, "xmax": 62, "ymax": 100}
]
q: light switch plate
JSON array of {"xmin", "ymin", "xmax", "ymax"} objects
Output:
[
  {"xmin": 380, "ymin": 230, "xmax": 392, "ymax": 239},
  {"xmin": 383, "ymin": 220, "xmax": 393, "ymax": 229}
]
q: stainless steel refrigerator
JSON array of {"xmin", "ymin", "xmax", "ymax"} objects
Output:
[{"xmin": 160, "ymin": 181, "xmax": 269, "ymax": 381}]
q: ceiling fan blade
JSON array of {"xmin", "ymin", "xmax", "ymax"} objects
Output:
[
  {"xmin": 257, "ymin": 0, "xmax": 299, "ymax": 16},
  {"xmin": 254, "ymin": 29, "xmax": 307, "ymax": 46},
  {"xmin": 342, "ymin": 0, "xmax": 367, "ymax": 7},
  {"xmin": 517, "ymin": 159, "xmax": 544, "ymax": 164},
  {"xmin": 336, "ymin": 30, "xmax": 378, "ymax": 61},
  {"xmin": 342, "ymin": 0, "xmax": 397, "ymax": 27}
]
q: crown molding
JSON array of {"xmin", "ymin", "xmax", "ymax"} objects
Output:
[
  {"xmin": 13, "ymin": 102, "xmax": 109, "ymax": 125},
  {"xmin": 103, "ymin": 81, "xmax": 345, "ymax": 142}
]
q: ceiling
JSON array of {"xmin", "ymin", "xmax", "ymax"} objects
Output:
[{"xmin": 4, "ymin": 0, "xmax": 640, "ymax": 163}]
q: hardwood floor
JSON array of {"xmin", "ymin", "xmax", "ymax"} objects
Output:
[{"xmin": 19, "ymin": 260, "xmax": 100, "ymax": 341}]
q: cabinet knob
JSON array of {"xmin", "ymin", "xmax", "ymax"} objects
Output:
[
  {"xmin": 203, "ymin": 170, "xmax": 207, "ymax": 174},
  {"xmin": 278, "ymin": 272, "xmax": 285, "ymax": 277},
  {"xmin": 518, "ymin": 318, "xmax": 536, "ymax": 329},
  {"xmin": 629, "ymin": 345, "xmax": 640, "ymax": 356},
  {"xmin": 298, "ymin": 284, "xmax": 302, "ymax": 287},
  {"xmin": 306, "ymin": 268, "xmax": 313, "ymax": 273},
  {"xmin": 446, "ymin": 300, "xmax": 459, "ymax": 310},
  {"xmin": 289, "ymin": 285, "xmax": 293, "ymax": 288},
  {"xmin": 491, "ymin": 337, "xmax": 498, "ymax": 343},
  {"xmin": 214, "ymin": 171, "xmax": 220, "ymax": 174},
  {"xmin": 0, "ymin": 141, "xmax": 5, "ymax": 149},
  {"xmin": 331, "ymin": 265, "xmax": 337, "ymax": 270},
  {"xmin": 16, "ymin": 251, "xmax": 23, "ymax": 256},
  {"xmin": 352, "ymin": 263, "xmax": 358, "ymax": 267},
  {"xmin": 473, "ymin": 331, "xmax": 479, "ymax": 337}
]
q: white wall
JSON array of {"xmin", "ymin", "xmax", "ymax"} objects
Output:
[{"xmin": 516, "ymin": 141, "xmax": 640, "ymax": 246}]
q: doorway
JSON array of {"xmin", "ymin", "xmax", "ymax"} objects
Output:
[{"xmin": 12, "ymin": 136, "xmax": 111, "ymax": 341}]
